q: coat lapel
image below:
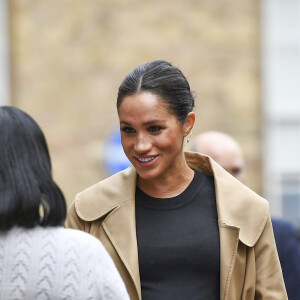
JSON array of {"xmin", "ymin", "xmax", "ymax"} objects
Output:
[
  {"xmin": 103, "ymin": 198, "xmax": 141, "ymax": 300},
  {"xmin": 74, "ymin": 166, "xmax": 141, "ymax": 299},
  {"xmin": 185, "ymin": 152, "xmax": 269, "ymax": 299},
  {"xmin": 210, "ymin": 157, "xmax": 243, "ymax": 300}
]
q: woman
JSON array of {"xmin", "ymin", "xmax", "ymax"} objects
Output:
[
  {"xmin": 0, "ymin": 106, "xmax": 129, "ymax": 300},
  {"xmin": 65, "ymin": 60, "xmax": 287, "ymax": 299}
]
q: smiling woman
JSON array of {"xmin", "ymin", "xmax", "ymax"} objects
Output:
[
  {"xmin": 118, "ymin": 92, "xmax": 195, "ymax": 197},
  {"xmin": 65, "ymin": 60, "xmax": 287, "ymax": 300}
]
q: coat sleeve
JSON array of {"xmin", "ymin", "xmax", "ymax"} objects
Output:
[{"xmin": 254, "ymin": 215, "xmax": 288, "ymax": 299}]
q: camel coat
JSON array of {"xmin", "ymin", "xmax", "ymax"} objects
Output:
[{"xmin": 65, "ymin": 152, "xmax": 287, "ymax": 300}]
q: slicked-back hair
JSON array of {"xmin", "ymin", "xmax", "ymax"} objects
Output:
[
  {"xmin": 0, "ymin": 106, "xmax": 66, "ymax": 230},
  {"xmin": 117, "ymin": 60, "xmax": 195, "ymax": 123}
]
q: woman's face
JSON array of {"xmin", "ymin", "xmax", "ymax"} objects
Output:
[{"xmin": 118, "ymin": 92, "xmax": 193, "ymax": 181}]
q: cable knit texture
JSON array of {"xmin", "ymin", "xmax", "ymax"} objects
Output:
[{"xmin": 0, "ymin": 226, "xmax": 129, "ymax": 300}]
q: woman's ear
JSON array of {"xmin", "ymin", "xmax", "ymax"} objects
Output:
[{"xmin": 184, "ymin": 112, "xmax": 195, "ymax": 136}]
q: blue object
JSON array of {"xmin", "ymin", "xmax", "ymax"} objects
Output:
[{"xmin": 102, "ymin": 127, "xmax": 131, "ymax": 175}]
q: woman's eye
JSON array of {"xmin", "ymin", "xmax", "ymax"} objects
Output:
[
  {"xmin": 149, "ymin": 126, "xmax": 162, "ymax": 132},
  {"xmin": 121, "ymin": 127, "xmax": 135, "ymax": 133}
]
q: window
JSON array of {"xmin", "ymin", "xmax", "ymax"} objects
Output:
[{"xmin": 261, "ymin": 0, "xmax": 300, "ymax": 227}]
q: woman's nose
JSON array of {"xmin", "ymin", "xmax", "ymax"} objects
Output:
[{"xmin": 134, "ymin": 135, "xmax": 151, "ymax": 153}]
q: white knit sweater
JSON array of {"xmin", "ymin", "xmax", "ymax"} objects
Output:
[{"xmin": 0, "ymin": 226, "xmax": 129, "ymax": 300}]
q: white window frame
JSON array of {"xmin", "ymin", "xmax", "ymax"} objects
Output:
[{"xmin": 261, "ymin": 0, "xmax": 300, "ymax": 227}]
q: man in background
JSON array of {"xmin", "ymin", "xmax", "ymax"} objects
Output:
[
  {"xmin": 192, "ymin": 131, "xmax": 245, "ymax": 182},
  {"xmin": 192, "ymin": 130, "xmax": 300, "ymax": 300}
]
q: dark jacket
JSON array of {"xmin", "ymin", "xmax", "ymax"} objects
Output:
[{"xmin": 272, "ymin": 218, "xmax": 300, "ymax": 300}]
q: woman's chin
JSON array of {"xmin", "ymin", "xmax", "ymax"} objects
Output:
[{"xmin": 136, "ymin": 168, "xmax": 160, "ymax": 182}]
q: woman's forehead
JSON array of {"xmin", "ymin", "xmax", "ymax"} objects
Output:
[{"xmin": 119, "ymin": 93, "xmax": 170, "ymax": 113}]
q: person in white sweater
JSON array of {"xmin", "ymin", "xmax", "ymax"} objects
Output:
[{"xmin": 0, "ymin": 106, "xmax": 129, "ymax": 300}]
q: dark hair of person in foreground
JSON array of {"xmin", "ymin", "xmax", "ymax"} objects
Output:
[{"xmin": 0, "ymin": 106, "xmax": 66, "ymax": 230}]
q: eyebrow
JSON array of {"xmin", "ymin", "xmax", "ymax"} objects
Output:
[{"xmin": 120, "ymin": 120, "xmax": 167, "ymax": 126}]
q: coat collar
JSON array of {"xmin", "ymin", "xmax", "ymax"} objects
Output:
[
  {"xmin": 75, "ymin": 165, "xmax": 137, "ymax": 220},
  {"xmin": 75, "ymin": 151, "xmax": 268, "ymax": 247},
  {"xmin": 184, "ymin": 151, "xmax": 269, "ymax": 247}
]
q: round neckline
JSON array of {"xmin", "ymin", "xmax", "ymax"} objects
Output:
[{"xmin": 135, "ymin": 170, "xmax": 206, "ymax": 210}]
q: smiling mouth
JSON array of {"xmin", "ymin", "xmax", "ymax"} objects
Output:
[{"xmin": 136, "ymin": 156, "xmax": 157, "ymax": 163}]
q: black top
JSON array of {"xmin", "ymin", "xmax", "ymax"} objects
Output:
[{"xmin": 135, "ymin": 170, "xmax": 220, "ymax": 300}]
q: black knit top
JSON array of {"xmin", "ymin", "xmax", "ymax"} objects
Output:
[{"xmin": 135, "ymin": 170, "xmax": 220, "ymax": 300}]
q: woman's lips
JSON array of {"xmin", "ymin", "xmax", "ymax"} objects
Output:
[{"xmin": 135, "ymin": 155, "xmax": 159, "ymax": 167}]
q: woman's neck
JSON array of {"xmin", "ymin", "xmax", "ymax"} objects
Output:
[{"xmin": 137, "ymin": 163, "xmax": 195, "ymax": 198}]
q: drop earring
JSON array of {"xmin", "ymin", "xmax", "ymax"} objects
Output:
[{"xmin": 186, "ymin": 131, "xmax": 192, "ymax": 143}]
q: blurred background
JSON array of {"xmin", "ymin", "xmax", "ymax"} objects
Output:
[{"xmin": 1, "ymin": 0, "xmax": 299, "ymax": 228}]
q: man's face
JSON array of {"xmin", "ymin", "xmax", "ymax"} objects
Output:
[
  {"xmin": 212, "ymin": 149, "xmax": 245, "ymax": 183},
  {"xmin": 194, "ymin": 133, "xmax": 246, "ymax": 183}
]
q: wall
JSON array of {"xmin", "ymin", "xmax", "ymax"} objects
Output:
[{"xmin": 9, "ymin": 0, "xmax": 261, "ymax": 205}]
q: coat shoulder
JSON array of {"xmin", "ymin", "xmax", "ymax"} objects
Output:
[{"xmin": 185, "ymin": 151, "xmax": 270, "ymax": 246}]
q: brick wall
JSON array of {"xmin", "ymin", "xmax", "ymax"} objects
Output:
[{"xmin": 10, "ymin": 0, "xmax": 261, "ymax": 205}]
